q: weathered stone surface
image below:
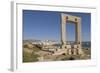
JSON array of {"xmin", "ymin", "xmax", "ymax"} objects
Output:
[{"xmin": 61, "ymin": 13, "xmax": 83, "ymax": 55}]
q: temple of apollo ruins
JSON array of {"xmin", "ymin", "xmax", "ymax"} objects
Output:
[{"xmin": 52, "ymin": 13, "xmax": 84, "ymax": 56}]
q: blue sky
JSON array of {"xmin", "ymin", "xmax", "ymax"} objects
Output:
[{"xmin": 23, "ymin": 10, "xmax": 91, "ymax": 41}]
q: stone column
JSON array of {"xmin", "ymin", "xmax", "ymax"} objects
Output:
[
  {"xmin": 61, "ymin": 14, "xmax": 66, "ymax": 49},
  {"xmin": 75, "ymin": 23, "xmax": 78, "ymax": 42},
  {"xmin": 77, "ymin": 18, "xmax": 83, "ymax": 55}
]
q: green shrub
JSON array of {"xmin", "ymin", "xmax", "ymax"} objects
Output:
[{"xmin": 23, "ymin": 51, "xmax": 39, "ymax": 62}]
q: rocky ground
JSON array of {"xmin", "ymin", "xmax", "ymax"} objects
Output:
[
  {"xmin": 23, "ymin": 43, "xmax": 91, "ymax": 62},
  {"xmin": 37, "ymin": 48, "xmax": 91, "ymax": 61}
]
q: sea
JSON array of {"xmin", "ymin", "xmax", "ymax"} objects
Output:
[
  {"xmin": 54, "ymin": 41, "xmax": 91, "ymax": 49},
  {"xmin": 82, "ymin": 42, "xmax": 91, "ymax": 48}
]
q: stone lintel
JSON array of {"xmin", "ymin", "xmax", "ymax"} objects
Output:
[{"xmin": 61, "ymin": 13, "xmax": 81, "ymax": 23}]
